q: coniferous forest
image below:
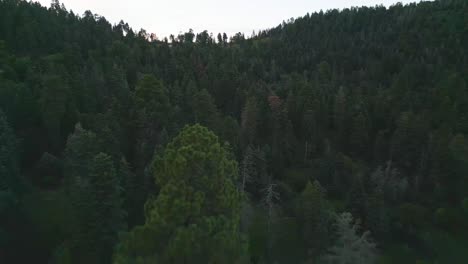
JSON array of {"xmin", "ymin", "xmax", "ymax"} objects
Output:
[{"xmin": 1, "ymin": 0, "xmax": 468, "ymax": 263}]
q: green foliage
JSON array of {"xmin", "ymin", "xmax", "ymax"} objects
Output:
[
  {"xmin": 444, "ymin": 134, "xmax": 468, "ymax": 202},
  {"xmin": 462, "ymin": 198, "xmax": 468, "ymax": 215},
  {"xmin": 322, "ymin": 212, "xmax": 377, "ymax": 264},
  {"xmin": 396, "ymin": 203, "xmax": 429, "ymax": 232},
  {"xmin": 131, "ymin": 75, "xmax": 172, "ymax": 219},
  {"xmin": 87, "ymin": 153, "xmax": 125, "ymax": 263},
  {"xmin": 0, "ymin": 0, "xmax": 468, "ymax": 262},
  {"xmin": 133, "ymin": 75, "xmax": 170, "ymax": 129},
  {"xmin": 39, "ymin": 74, "xmax": 69, "ymax": 151},
  {"xmin": 349, "ymin": 111, "xmax": 369, "ymax": 158},
  {"xmin": 0, "ymin": 110, "xmax": 19, "ymax": 192},
  {"xmin": 241, "ymin": 97, "xmax": 259, "ymax": 147},
  {"xmin": 119, "ymin": 158, "xmax": 139, "ymax": 226},
  {"xmin": 391, "ymin": 112, "xmax": 428, "ymax": 172},
  {"xmin": 192, "ymin": 89, "xmax": 220, "ymax": 130},
  {"xmin": 366, "ymin": 189, "xmax": 389, "ymax": 241},
  {"xmin": 115, "ymin": 125, "xmax": 247, "ymax": 263},
  {"xmin": 297, "ymin": 180, "xmax": 332, "ymax": 260},
  {"xmin": 346, "ymin": 174, "xmax": 368, "ymax": 221},
  {"xmin": 33, "ymin": 152, "xmax": 62, "ymax": 187},
  {"xmin": 433, "ymin": 207, "xmax": 464, "ymax": 232},
  {"xmin": 333, "ymin": 87, "xmax": 348, "ymax": 151},
  {"xmin": 64, "ymin": 125, "xmax": 124, "ymax": 263},
  {"xmin": 22, "ymin": 188, "xmax": 75, "ymax": 262},
  {"xmin": 420, "ymin": 227, "xmax": 468, "ymax": 263}
]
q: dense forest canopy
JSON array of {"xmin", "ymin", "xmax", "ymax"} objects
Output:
[{"xmin": 1, "ymin": 0, "xmax": 468, "ymax": 263}]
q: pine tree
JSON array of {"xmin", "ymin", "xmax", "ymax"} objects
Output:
[
  {"xmin": 115, "ymin": 125, "xmax": 247, "ymax": 263},
  {"xmin": 133, "ymin": 75, "xmax": 170, "ymax": 128},
  {"xmin": 64, "ymin": 124, "xmax": 99, "ymax": 191},
  {"xmin": 268, "ymin": 95, "xmax": 294, "ymax": 173},
  {"xmin": 333, "ymin": 87, "xmax": 348, "ymax": 150},
  {"xmin": 370, "ymin": 162, "xmax": 408, "ymax": 203},
  {"xmin": 218, "ymin": 115, "xmax": 240, "ymax": 152},
  {"xmin": 390, "ymin": 112, "xmax": 427, "ymax": 172},
  {"xmin": 64, "ymin": 124, "xmax": 100, "ymax": 263},
  {"xmin": 132, "ymin": 75, "xmax": 172, "ymax": 221},
  {"xmin": 0, "ymin": 110, "xmax": 19, "ymax": 193},
  {"xmin": 241, "ymin": 145, "xmax": 256, "ymax": 193},
  {"xmin": 241, "ymin": 145, "xmax": 269, "ymax": 199},
  {"xmin": 107, "ymin": 65, "xmax": 130, "ymax": 104},
  {"xmin": 373, "ymin": 130, "xmax": 389, "ymax": 164},
  {"xmin": 39, "ymin": 74, "xmax": 69, "ymax": 151},
  {"xmin": 192, "ymin": 89, "xmax": 220, "ymax": 131},
  {"xmin": 183, "ymin": 79, "xmax": 198, "ymax": 118},
  {"xmin": 322, "ymin": 212, "xmax": 377, "ymax": 264},
  {"xmin": 349, "ymin": 110, "xmax": 369, "ymax": 158},
  {"xmin": 88, "ymin": 153, "xmax": 125, "ymax": 264},
  {"xmin": 118, "ymin": 158, "xmax": 137, "ymax": 226},
  {"xmin": 262, "ymin": 180, "xmax": 280, "ymax": 263},
  {"xmin": 346, "ymin": 174, "xmax": 367, "ymax": 221},
  {"xmin": 64, "ymin": 125, "xmax": 124, "ymax": 263},
  {"xmin": 445, "ymin": 134, "xmax": 468, "ymax": 202},
  {"xmin": 366, "ymin": 188, "xmax": 389, "ymax": 241},
  {"xmin": 298, "ymin": 180, "xmax": 331, "ymax": 260},
  {"xmin": 0, "ymin": 110, "xmax": 20, "ymax": 252},
  {"xmin": 241, "ymin": 97, "xmax": 259, "ymax": 148}
]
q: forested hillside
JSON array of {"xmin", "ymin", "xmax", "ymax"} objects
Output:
[{"xmin": 1, "ymin": 0, "xmax": 468, "ymax": 263}]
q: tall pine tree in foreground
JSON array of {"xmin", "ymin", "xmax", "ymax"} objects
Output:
[{"xmin": 115, "ymin": 124, "xmax": 247, "ymax": 263}]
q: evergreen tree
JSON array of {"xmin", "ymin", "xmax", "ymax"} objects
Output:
[
  {"xmin": 192, "ymin": 89, "xmax": 220, "ymax": 131},
  {"xmin": 241, "ymin": 145, "xmax": 256, "ymax": 193},
  {"xmin": 64, "ymin": 124, "xmax": 100, "ymax": 263},
  {"xmin": 366, "ymin": 188, "xmax": 389, "ymax": 241},
  {"xmin": 132, "ymin": 75, "xmax": 172, "ymax": 222},
  {"xmin": 39, "ymin": 74, "xmax": 69, "ymax": 152},
  {"xmin": 298, "ymin": 180, "xmax": 331, "ymax": 260},
  {"xmin": 241, "ymin": 97, "xmax": 259, "ymax": 148},
  {"xmin": 390, "ymin": 112, "xmax": 426, "ymax": 172},
  {"xmin": 88, "ymin": 153, "xmax": 125, "ymax": 264},
  {"xmin": 444, "ymin": 134, "xmax": 468, "ymax": 203},
  {"xmin": 346, "ymin": 174, "xmax": 367, "ymax": 221},
  {"xmin": 262, "ymin": 180, "xmax": 280, "ymax": 262},
  {"xmin": 64, "ymin": 124, "xmax": 100, "ymax": 190},
  {"xmin": 322, "ymin": 212, "xmax": 377, "ymax": 264},
  {"xmin": 370, "ymin": 162, "xmax": 408, "ymax": 204},
  {"xmin": 333, "ymin": 87, "xmax": 348, "ymax": 150},
  {"xmin": 0, "ymin": 110, "xmax": 20, "ymax": 257},
  {"xmin": 0, "ymin": 110, "xmax": 19, "ymax": 193},
  {"xmin": 64, "ymin": 125, "xmax": 124, "ymax": 263},
  {"xmin": 119, "ymin": 157, "xmax": 138, "ymax": 227},
  {"xmin": 114, "ymin": 125, "xmax": 247, "ymax": 263},
  {"xmin": 349, "ymin": 110, "xmax": 369, "ymax": 158}
]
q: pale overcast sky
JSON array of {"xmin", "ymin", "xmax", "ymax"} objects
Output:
[{"xmin": 35, "ymin": 0, "xmax": 420, "ymax": 39}]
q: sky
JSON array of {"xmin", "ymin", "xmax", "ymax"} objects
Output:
[{"xmin": 36, "ymin": 0, "xmax": 420, "ymax": 39}]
